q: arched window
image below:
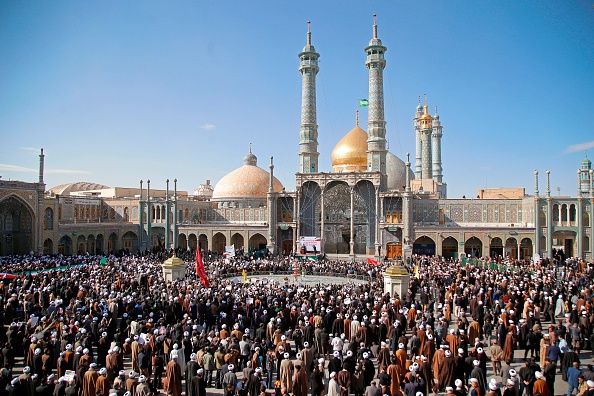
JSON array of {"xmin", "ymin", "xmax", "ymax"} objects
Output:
[
  {"xmin": 44, "ymin": 208, "xmax": 54, "ymax": 230},
  {"xmin": 124, "ymin": 207, "xmax": 129, "ymax": 222}
]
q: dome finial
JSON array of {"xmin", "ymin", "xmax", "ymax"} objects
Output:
[
  {"xmin": 244, "ymin": 144, "xmax": 257, "ymax": 166},
  {"xmin": 307, "ymin": 21, "xmax": 312, "ymax": 45},
  {"xmin": 356, "ymin": 109, "xmax": 359, "ymax": 126},
  {"xmin": 418, "ymin": 96, "xmax": 421, "ymax": 105},
  {"xmin": 373, "ymin": 14, "xmax": 378, "ymax": 39}
]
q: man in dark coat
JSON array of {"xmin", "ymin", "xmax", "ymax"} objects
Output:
[
  {"xmin": 247, "ymin": 368, "xmax": 263, "ymax": 396},
  {"xmin": 185, "ymin": 354, "xmax": 200, "ymax": 396},
  {"xmin": 561, "ymin": 348, "xmax": 580, "ymax": 382},
  {"xmin": 337, "ymin": 367, "xmax": 352, "ymax": 396},
  {"xmin": 191, "ymin": 369, "xmax": 207, "ymax": 396}
]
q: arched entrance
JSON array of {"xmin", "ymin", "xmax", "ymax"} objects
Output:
[
  {"xmin": 43, "ymin": 238, "xmax": 53, "ymax": 255},
  {"xmin": 465, "ymin": 237, "xmax": 482, "ymax": 258},
  {"xmin": 231, "ymin": 233, "xmax": 244, "ymax": 250},
  {"xmin": 87, "ymin": 235, "xmax": 95, "ymax": 255},
  {"xmin": 386, "ymin": 242, "xmax": 402, "ymax": 259},
  {"xmin": 108, "ymin": 233, "xmax": 117, "ymax": 253},
  {"xmin": 520, "ymin": 238, "xmax": 533, "ymax": 260},
  {"xmin": 320, "ymin": 180, "xmax": 376, "ymax": 255},
  {"xmin": 96, "ymin": 234, "xmax": 104, "ymax": 254},
  {"xmin": 122, "ymin": 231, "xmax": 138, "ymax": 253},
  {"xmin": 77, "ymin": 235, "xmax": 86, "ymax": 254},
  {"xmin": 188, "ymin": 234, "xmax": 197, "ymax": 250},
  {"xmin": 58, "ymin": 236, "xmax": 72, "ymax": 256},
  {"xmin": 249, "ymin": 233, "xmax": 267, "ymax": 252},
  {"xmin": 552, "ymin": 230, "xmax": 576, "ymax": 259},
  {"xmin": 152, "ymin": 227, "xmax": 165, "ymax": 249},
  {"xmin": 505, "ymin": 238, "xmax": 518, "ymax": 259},
  {"xmin": 442, "ymin": 236, "xmax": 458, "ymax": 259},
  {"xmin": 0, "ymin": 196, "xmax": 34, "ymax": 255},
  {"xmin": 198, "ymin": 234, "xmax": 208, "ymax": 251},
  {"xmin": 278, "ymin": 226, "xmax": 293, "ymax": 256},
  {"xmin": 212, "ymin": 233, "xmax": 226, "ymax": 253},
  {"xmin": 489, "ymin": 237, "xmax": 503, "ymax": 258},
  {"xmin": 413, "ymin": 236, "xmax": 435, "ymax": 256},
  {"xmin": 178, "ymin": 234, "xmax": 187, "ymax": 250}
]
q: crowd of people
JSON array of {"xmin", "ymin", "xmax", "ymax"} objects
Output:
[{"xmin": 0, "ymin": 250, "xmax": 592, "ymax": 396}]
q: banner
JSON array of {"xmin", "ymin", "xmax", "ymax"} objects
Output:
[
  {"xmin": 299, "ymin": 236, "xmax": 321, "ymax": 253},
  {"xmin": 223, "ymin": 245, "xmax": 235, "ymax": 257},
  {"xmin": 195, "ymin": 249, "xmax": 210, "ymax": 288},
  {"xmin": 367, "ymin": 258, "xmax": 378, "ymax": 266}
]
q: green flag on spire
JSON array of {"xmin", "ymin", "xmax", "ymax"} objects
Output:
[{"xmin": 358, "ymin": 99, "xmax": 369, "ymax": 107}]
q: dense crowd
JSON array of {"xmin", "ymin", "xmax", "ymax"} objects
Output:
[{"xmin": 0, "ymin": 250, "xmax": 592, "ymax": 396}]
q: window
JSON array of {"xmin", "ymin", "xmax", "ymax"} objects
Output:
[{"xmin": 44, "ymin": 208, "xmax": 54, "ymax": 230}]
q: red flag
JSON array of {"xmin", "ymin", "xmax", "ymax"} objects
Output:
[
  {"xmin": 367, "ymin": 258, "xmax": 378, "ymax": 266},
  {"xmin": 195, "ymin": 249, "xmax": 210, "ymax": 288}
]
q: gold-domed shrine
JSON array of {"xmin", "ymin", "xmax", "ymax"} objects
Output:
[
  {"xmin": 331, "ymin": 113, "xmax": 368, "ymax": 172},
  {"xmin": 212, "ymin": 148, "xmax": 284, "ymax": 201}
]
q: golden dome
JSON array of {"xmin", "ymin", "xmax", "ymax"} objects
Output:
[
  {"xmin": 331, "ymin": 124, "xmax": 368, "ymax": 172},
  {"xmin": 212, "ymin": 150, "xmax": 283, "ymax": 200}
]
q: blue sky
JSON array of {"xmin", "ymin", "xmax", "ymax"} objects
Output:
[{"xmin": 1, "ymin": 1, "xmax": 593, "ymax": 198}]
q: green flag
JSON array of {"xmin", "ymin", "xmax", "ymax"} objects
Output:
[{"xmin": 358, "ymin": 99, "xmax": 369, "ymax": 107}]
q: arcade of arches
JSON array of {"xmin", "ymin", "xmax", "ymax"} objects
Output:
[
  {"xmin": 178, "ymin": 232, "xmax": 269, "ymax": 254},
  {"xmin": 412, "ymin": 234, "xmax": 534, "ymax": 260}
]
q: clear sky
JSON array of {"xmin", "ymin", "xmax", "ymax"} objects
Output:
[{"xmin": 1, "ymin": 1, "xmax": 593, "ymax": 198}]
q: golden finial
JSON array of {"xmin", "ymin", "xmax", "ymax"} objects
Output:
[{"xmin": 356, "ymin": 110, "xmax": 359, "ymax": 126}]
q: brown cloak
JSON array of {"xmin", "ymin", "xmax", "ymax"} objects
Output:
[
  {"xmin": 82, "ymin": 369, "xmax": 98, "ymax": 396},
  {"xmin": 293, "ymin": 369, "xmax": 309, "ymax": 396},
  {"xmin": 501, "ymin": 333, "xmax": 515, "ymax": 362},
  {"xmin": 438, "ymin": 356, "xmax": 455, "ymax": 390},
  {"xmin": 164, "ymin": 360, "xmax": 182, "ymax": 396}
]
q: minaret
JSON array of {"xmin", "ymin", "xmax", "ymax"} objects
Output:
[
  {"xmin": 37, "ymin": 149, "xmax": 45, "ymax": 254},
  {"xmin": 298, "ymin": 21, "xmax": 320, "ymax": 173},
  {"xmin": 534, "ymin": 170, "xmax": 540, "ymax": 257},
  {"xmin": 165, "ymin": 179, "xmax": 170, "ymax": 250},
  {"xmin": 579, "ymin": 152, "xmax": 592, "ymax": 194},
  {"xmin": 365, "ymin": 14, "xmax": 388, "ymax": 176},
  {"xmin": 139, "ymin": 180, "xmax": 144, "ymax": 249},
  {"xmin": 431, "ymin": 106, "xmax": 443, "ymax": 183},
  {"xmin": 267, "ymin": 156, "xmax": 277, "ymax": 254},
  {"xmin": 414, "ymin": 97, "xmax": 423, "ymax": 179},
  {"xmin": 38, "ymin": 148, "xmax": 45, "ymax": 184},
  {"xmin": 402, "ymin": 153, "xmax": 413, "ymax": 261},
  {"xmin": 419, "ymin": 96, "xmax": 433, "ymax": 179}
]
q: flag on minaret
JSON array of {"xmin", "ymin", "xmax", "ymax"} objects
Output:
[
  {"xmin": 195, "ymin": 249, "xmax": 210, "ymax": 288},
  {"xmin": 358, "ymin": 99, "xmax": 369, "ymax": 107}
]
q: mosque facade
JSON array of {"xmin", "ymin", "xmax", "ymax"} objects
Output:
[{"xmin": 1, "ymin": 19, "xmax": 594, "ymax": 262}]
